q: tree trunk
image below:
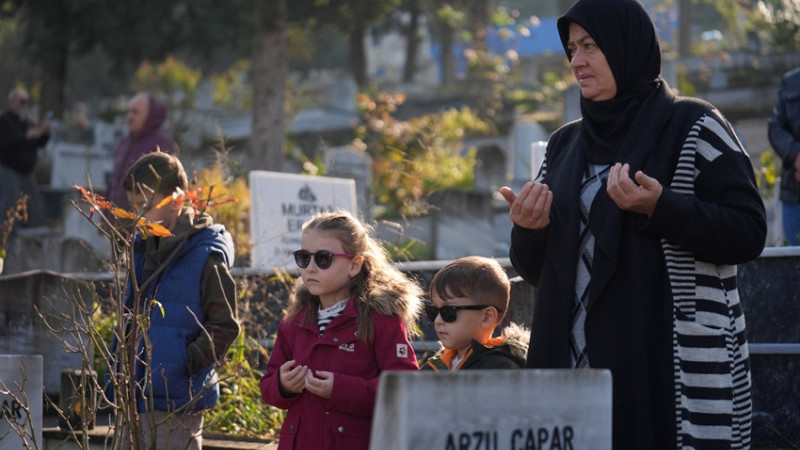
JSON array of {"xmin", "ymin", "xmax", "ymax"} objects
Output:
[
  {"xmin": 402, "ymin": 0, "xmax": 420, "ymax": 83},
  {"xmin": 40, "ymin": 56, "xmax": 67, "ymax": 121},
  {"xmin": 349, "ymin": 23, "xmax": 368, "ymax": 88},
  {"xmin": 250, "ymin": 0, "xmax": 288, "ymax": 172},
  {"xmin": 470, "ymin": 0, "xmax": 489, "ymax": 53},
  {"xmin": 678, "ymin": 0, "xmax": 692, "ymax": 57},
  {"xmin": 34, "ymin": 0, "xmax": 70, "ymax": 120},
  {"xmin": 440, "ymin": 24, "xmax": 456, "ymax": 86}
]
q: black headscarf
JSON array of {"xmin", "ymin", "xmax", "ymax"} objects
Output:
[{"xmin": 557, "ymin": 0, "xmax": 662, "ymax": 164}]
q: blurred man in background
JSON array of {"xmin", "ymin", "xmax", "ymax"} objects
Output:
[
  {"xmin": 0, "ymin": 87, "xmax": 51, "ymax": 226},
  {"xmin": 768, "ymin": 66, "xmax": 800, "ymax": 245}
]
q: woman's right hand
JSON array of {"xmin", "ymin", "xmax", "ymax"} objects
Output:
[
  {"xmin": 279, "ymin": 360, "xmax": 308, "ymax": 395},
  {"xmin": 499, "ymin": 182, "xmax": 553, "ymax": 231}
]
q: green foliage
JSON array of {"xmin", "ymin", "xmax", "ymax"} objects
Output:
[
  {"xmin": 676, "ymin": 64, "xmax": 697, "ymax": 97},
  {"xmin": 204, "ymin": 330, "xmax": 284, "ymax": 439},
  {"xmin": 211, "ymin": 59, "xmax": 252, "ymax": 108},
  {"xmin": 464, "ymin": 48, "xmax": 509, "ymax": 120},
  {"xmin": 91, "ymin": 300, "xmax": 116, "ymax": 377},
  {"xmin": 354, "ymin": 91, "xmax": 491, "ymax": 218},
  {"xmin": 132, "ymin": 56, "xmax": 202, "ymax": 108},
  {"xmin": 193, "ymin": 144, "xmax": 252, "ymax": 263},
  {"xmin": 756, "ymin": 148, "xmax": 779, "ymax": 200},
  {"xmin": 753, "ymin": 0, "xmax": 800, "ymax": 52},
  {"xmin": 504, "ymin": 71, "xmax": 569, "ymax": 116},
  {"xmin": 384, "ymin": 238, "xmax": 431, "ymax": 261},
  {"xmin": 434, "ymin": 3, "xmax": 467, "ymax": 29}
]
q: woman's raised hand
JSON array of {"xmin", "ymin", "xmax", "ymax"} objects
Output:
[{"xmin": 499, "ymin": 182, "xmax": 553, "ymax": 231}]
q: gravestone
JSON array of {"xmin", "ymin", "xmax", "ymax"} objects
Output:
[
  {"xmin": 737, "ymin": 247, "xmax": 800, "ymax": 444},
  {"xmin": 249, "ymin": 171, "xmax": 357, "ymax": 271},
  {"xmin": 93, "ymin": 121, "xmax": 124, "ymax": 154},
  {"xmin": 370, "ymin": 369, "xmax": 612, "ymax": 450},
  {"xmin": 474, "ymin": 144, "xmax": 507, "ymax": 191},
  {"xmin": 0, "ymin": 355, "xmax": 43, "ymax": 450},
  {"xmin": 325, "ymin": 147, "xmax": 373, "ymax": 222},
  {"xmin": 50, "ymin": 142, "xmax": 113, "ymax": 190},
  {"xmin": 330, "ymin": 75, "xmax": 358, "ymax": 113},
  {"xmin": 0, "ymin": 271, "xmax": 94, "ymax": 395},
  {"xmin": 428, "ymin": 189, "xmax": 495, "ymax": 259},
  {"xmin": 508, "ymin": 119, "xmax": 548, "ymax": 190},
  {"xmin": 63, "ymin": 194, "xmax": 112, "ymax": 261}
]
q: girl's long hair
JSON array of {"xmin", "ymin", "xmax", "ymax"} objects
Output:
[{"xmin": 285, "ymin": 211, "xmax": 423, "ymax": 342}]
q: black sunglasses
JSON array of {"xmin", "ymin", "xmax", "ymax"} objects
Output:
[
  {"xmin": 424, "ymin": 303, "xmax": 498, "ymax": 323},
  {"xmin": 293, "ymin": 249, "xmax": 356, "ymax": 270}
]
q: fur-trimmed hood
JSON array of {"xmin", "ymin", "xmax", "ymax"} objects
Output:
[
  {"xmin": 292, "ymin": 276, "xmax": 424, "ymax": 338},
  {"xmin": 495, "ymin": 322, "xmax": 530, "ymax": 361}
]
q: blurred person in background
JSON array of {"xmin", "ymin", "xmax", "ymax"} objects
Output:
[
  {"xmin": 0, "ymin": 87, "xmax": 51, "ymax": 226},
  {"xmin": 106, "ymin": 92, "xmax": 178, "ymax": 210},
  {"xmin": 768, "ymin": 66, "xmax": 800, "ymax": 245}
]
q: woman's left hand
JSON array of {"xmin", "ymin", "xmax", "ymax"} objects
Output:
[
  {"xmin": 607, "ymin": 163, "xmax": 663, "ymax": 217},
  {"xmin": 305, "ymin": 370, "xmax": 334, "ymax": 399}
]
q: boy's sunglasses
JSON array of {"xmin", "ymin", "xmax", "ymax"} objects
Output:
[
  {"xmin": 424, "ymin": 304, "xmax": 498, "ymax": 323},
  {"xmin": 293, "ymin": 249, "xmax": 356, "ymax": 269}
]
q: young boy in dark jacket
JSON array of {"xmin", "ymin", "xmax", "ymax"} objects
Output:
[
  {"xmin": 421, "ymin": 256, "xmax": 529, "ymax": 371},
  {"xmin": 122, "ymin": 151, "xmax": 239, "ymax": 449}
]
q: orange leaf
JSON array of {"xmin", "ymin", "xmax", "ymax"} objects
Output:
[
  {"xmin": 73, "ymin": 184, "xmax": 112, "ymax": 210},
  {"xmin": 112, "ymin": 208, "xmax": 136, "ymax": 219},
  {"xmin": 155, "ymin": 187, "xmax": 185, "ymax": 209},
  {"xmin": 155, "ymin": 196, "xmax": 174, "ymax": 209},
  {"xmin": 145, "ymin": 222, "xmax": 172, "ymax": 237}
]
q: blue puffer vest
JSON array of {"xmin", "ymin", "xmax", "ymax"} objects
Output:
[{"xmin": 128, "ymin": 224, "xmax": 234, "ymax": 412}]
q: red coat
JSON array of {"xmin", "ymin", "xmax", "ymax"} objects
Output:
[{"xmin": 260, "ymin": 298, "xmax": 419, "ymax": 450}]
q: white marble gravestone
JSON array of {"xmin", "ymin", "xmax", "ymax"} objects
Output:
[
  {"xmin": 508, "ymin": 119, "xmax": 549, "ymax": 189},
  {"xmin": 370, "ymin": 369, "xmax": 612, "ymax": 450},
  {"xmin": 0, "ymin": 355, "xmax": 43, "ymax": 450},
  {"xmin": 249, "ymin": 171, "xmax": 357, "ymax": 271},
  {"xmin": 50, "ymin": 142, "xmax": 113, "ymax": 189}
]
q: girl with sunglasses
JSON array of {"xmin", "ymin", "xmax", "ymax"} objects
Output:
[{"xmin": 260, "ymin": 211, "xmax": 424, "ymax": 450}]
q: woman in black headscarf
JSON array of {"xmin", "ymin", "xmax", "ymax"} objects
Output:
[{"xmin": 500, "ymin": 0, "xmax": 766, "ymax": 448}]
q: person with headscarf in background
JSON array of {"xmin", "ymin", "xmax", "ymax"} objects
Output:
[
  {"xmin": 499, "ymin": 0, "xmax": 766, "ymax": 447},
  {"xmin": 106, "ymin": 92, "xmax": 178, "ymax": 210}
]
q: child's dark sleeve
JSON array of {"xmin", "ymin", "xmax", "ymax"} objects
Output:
[{"xmin": 186, "ymin": 253, "xmax": 240, "ymax": 373}]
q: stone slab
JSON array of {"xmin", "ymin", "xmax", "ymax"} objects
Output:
[
  {"xmin": 50, "ymin": 142, "xmax": 113, "ymax": 189},
  {"xmin": 508, "ymin": 119, "xmax": 548, "ymax": 186},
  {"xmin": 0, "ymin": 271, "xmax": 93, "ymax": 395},
  {"xmin": 737, "ymin": 246, "xmax": 800, "ymax": 444},
  {"xmin": 249, "ymin": 171, "xmax": 357, "ymax": 271},
  {"xmin": 370, "ymin": 369, "xmax": 612, "ymax": 450},
  {"xmin": 325, "ymin": 147, "xmax": 373, "ymax": 222},
  {"xmin": 0, "ymin": 354, "xmax": 43, "ymax": 449}
]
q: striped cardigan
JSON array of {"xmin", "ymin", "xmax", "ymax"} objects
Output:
[{"xmin": 664, "ymin": 111, "xmax": 752, "ymax": 449}]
